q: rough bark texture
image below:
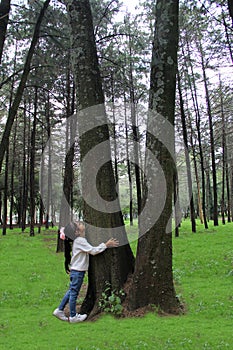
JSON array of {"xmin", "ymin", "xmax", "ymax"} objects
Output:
[
  {"xmin": 128, "ymin": 0, "xmax": 181, "ymax": 314},
  {"xmin": 64, "ymin": 0, "xmax": 134, "ymax": 317}
]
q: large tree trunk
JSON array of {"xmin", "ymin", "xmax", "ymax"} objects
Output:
[
  {"xmin": 128, "ymin": 0, "xmax": 180, "ymax": 314},
  {"xmin": 0, "ymin": 0, "xmax": 11, "ymax": 64},
  {"xmin": 64, "ymin": 0, "xmax": 134, "ymax": 317},
  {"xmin": 0, "ymin": 0, "xmax": 50, "ymax": 171}
]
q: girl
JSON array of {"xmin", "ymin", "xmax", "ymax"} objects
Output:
[{"xmin": 53, "ymin": 221, "xmax": 119, "ymax": 323}]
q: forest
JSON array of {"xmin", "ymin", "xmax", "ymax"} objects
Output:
[{"xmin": 0, "ymin": 0, "xmax": 233, "ymax": 319}]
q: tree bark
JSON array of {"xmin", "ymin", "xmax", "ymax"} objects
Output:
[
  {"xmin": 64, "ymin": 0, "xmax": 134, "ymax": 317},
  {"xmin": 128, "ymin": 0, "xmax": 180, "ymax": 314}
]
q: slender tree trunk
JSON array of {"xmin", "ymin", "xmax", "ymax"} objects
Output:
[
  {"xmin": 0, "ymin": 191, "xmax": 2, "ymax": 225},
  {"xmin": 177, "ymin": 72, "xmax": 196, "ymax": 232},
  {"xmin": 128, "ymin": 0, "xmax": 180, "ymax": 314},
  {"xmin": 128, "ymin": 33, "xmax": 142, "ymax": 216},
  {"xmin": 219, "ymin": 77, "xmax": 231, "ymax": 223},
  {"xmin": 221, "ymin": 135, "xmax": 226, "ymax": 225},
  {"xmin": 226, "ymin": 161, "xmax": 231, "ymax": 222},
  {"xmin": 189, "ymin": 124, "xmax": 204, "ymax": 224},
  {"xmin": 65, "ymin": 0, "xmax": 134, "ymax": 317},
  {"xmin": 38, "ymin": 141, "xmax": 45, "ymax": 234},
  {"xmin": 174, "ymin": 170, "xmax": 180, "ymax": 238},
  {"xmin": 45, "ymin": 92, "xmax": 52, "ymax": 229},
  {"xmin": 8, "ymin": 46, "xmax": 17, "ymax": 229},
  {"xmin": 29, "ymin": 87, "xmax": 38, "ymax": 237},
  {"xmin": 9, "ymin": 117, "xmax": 17, "ymax": 229},
  {"xmin": 199, "ymin": 41, "xmax": 218, "ymax": 226},
  {"xmin": 225, "ymin": 151, "xmax": 231, "ymax": 223},
  {"xmin": 220, "ymin": 78, "xmax": 226, "ymax": 225},
  {"xmin": 2, "ymin": 146, "xmax": 9, "ymax": 235},
  {"xmin": 57, "ymin": 61, "xmax": 75, "ymax": 252},
  {"xmin": 124, "ymin": 94, "xmax": 133, "ymax": 225},
  {"xmin": 231, "ymin": 164, "xmax": 233, "ymax": 221},
  {"xmin": 206, "ymin": 164, "xmax": 211, "ymax": 221},
  {"xmin": 0, "ymin": 0, "xmax": 50, "ymax": 170},
  {"xmin": 21, "ymin": 102, "xmax": 28, "ymax": 231},
  {"xmin": 111, "ymin": 73, "xmax": 119, "ymax": 196},
  {"xmin": 0, "ymin": 0, "xmax": 11, "ymax": 64},
  {"xmin": 183, "ymin": 41, "xmax": 208, "ymax": 229}
]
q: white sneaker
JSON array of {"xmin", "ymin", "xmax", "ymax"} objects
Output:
[
  {"xmin": 53, "ymin": 308, "xmax": 68, "ymax": 321},
  {"xmin": 69, "ymin": 313, "xmax": 87, "ymax": 323}
]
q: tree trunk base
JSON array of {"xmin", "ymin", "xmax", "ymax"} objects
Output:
[{"xmin": 122, "ymin": 274, "xmax": 183, "ymax": 316}]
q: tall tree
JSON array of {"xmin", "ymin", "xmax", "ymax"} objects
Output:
[
  {"xmin": 64, "ymin": 0, "xmax": 134, "ymax": 317},
  {"xmin": 128, "ymin": 0, "xmax": 180, "ymax": 314}
]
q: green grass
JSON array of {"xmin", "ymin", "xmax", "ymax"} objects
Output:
[{"xmin": 0, "ymin": 221, "xmax": 232, "ymax": 350}]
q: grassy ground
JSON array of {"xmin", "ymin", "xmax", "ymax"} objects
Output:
[{"xmin": 0, "ymin": 220, "xmax": 232, "ymax": 350}]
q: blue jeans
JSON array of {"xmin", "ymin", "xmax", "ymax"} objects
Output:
[{"xmin": 58, "ymin": 270, "xmax": 85, "ymax": 317}]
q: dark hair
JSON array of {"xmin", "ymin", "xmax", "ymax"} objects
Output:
[
  {"xmin": 64, "ymin": 222, "xmax": 77, "ymax": 241},
  {"xmin": 63, "ymin": 221, "xmax": 84, "ymax": 274}
]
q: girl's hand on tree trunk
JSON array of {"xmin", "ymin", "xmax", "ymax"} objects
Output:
[{"xmin": 105, "ymin": 238, "xmax": 119, "ymax": 248}]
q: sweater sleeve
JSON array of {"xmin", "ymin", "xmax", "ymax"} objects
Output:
[{"xmin": 77, "ymin": 238, "xmax": 107, "ymax": 256}]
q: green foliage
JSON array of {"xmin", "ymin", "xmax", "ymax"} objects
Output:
[{"xmin": 98, "ymin": 282, "xmax": 125, "ymax": 316}]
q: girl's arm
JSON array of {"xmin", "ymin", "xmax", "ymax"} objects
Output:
[{"xmin": 77, "ymin": 238, "xmax": 119, "ymax": 256}]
